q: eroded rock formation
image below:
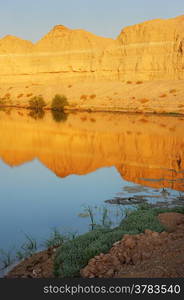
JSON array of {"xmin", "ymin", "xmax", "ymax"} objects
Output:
[{"xmin": 0, "ymin": 15, "xmax": 184, "ymax": 81}]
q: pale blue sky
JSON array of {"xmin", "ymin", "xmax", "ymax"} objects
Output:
[{"xmin": 0, "ymin": 0, "xmax": 184, "ymax": 42}]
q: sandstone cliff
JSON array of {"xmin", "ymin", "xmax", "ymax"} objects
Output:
[
  {"xmin": 0, "ymin": 15, "xmax": 184, "ymax": 81},
  {"xmin": 116, "ymin": 15, "xmax": 184, "ymax": 80}
]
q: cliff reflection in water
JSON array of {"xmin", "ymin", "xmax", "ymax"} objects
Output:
[{"xmin": 0, "ymin": 109, "xmax": 184, "ymax": 191}]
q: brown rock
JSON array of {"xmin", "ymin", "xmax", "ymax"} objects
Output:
[
  {"xmin": 124, "ymin": 236, "xmax": 136, "ymax": 249},
  {"xmin": 158, "ymin": 212, "xmax": 184, "ymax": 232}
]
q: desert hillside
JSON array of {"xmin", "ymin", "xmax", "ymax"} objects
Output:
[{"xmin": 0, "ymin": 15, "xmax": 184, "ymax": 113}]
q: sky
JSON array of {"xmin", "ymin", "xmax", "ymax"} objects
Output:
[{"xmin": 0, "ymin": 0, "xmax": 184, "ymax": 42}]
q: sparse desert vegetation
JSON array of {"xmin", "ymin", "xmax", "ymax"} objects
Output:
[
  {"xmin": 80, "ymin": 95, "xmax": 88, "ymax": 100},
  {"xmin": 4, "ymin": 93, "xmax": 11, "ymax": 99},
  {"xmin": 159, "ymin": 94, "xmax": 167, "ymax": 98},
  {"xmin": 0, "ymin": 98, "xmax": 6, "ymax": 106},
  {"xmin": 51, "ymin": 94, "xmax": 69, "ymax": 111},
  {"xmin": 138, "ymin": 98, "xmax": 149, "ymax": 103},
  {"xmin": 80, "ymin": 116, "xmax": 87, "ymax": 121},
  {"xmin": 90, "ymin": 94, "xmax": 96, "ymax": 99},
  {"xmin": 169, "ymin": 89, "xmax": 177, "ymax": 94},
  {"xmin": 29, "ymin": 95, "xmax": 46, "ymax": 111},
  {"xmin": 139, "ymin": 118, "xmax": 148, "ymax": 123},
  {"xmin": 26, "ymin": 93, "xmax": 33, "ymax": 97},
  {"xmin": 17, "ymin": 93, "xmax": 24, "ymax": 99}
]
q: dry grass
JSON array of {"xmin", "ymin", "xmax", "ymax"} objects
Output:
[
  {"xmin": 4, "ymin": 93, "xmax": 11, "ymax": 98},
  {"xmin": 90, "ymin": 94, "xmax": 96, "ymax": 99},
  {"xmin": 159, "ymin": 94, "xmax": 167, "ymax": 98},
  {"xmin": 139, "ymin": 118, "xmax": 148, "ymax": 123},
  {"xmin": 17, "ymin": 94, "xmax": 24, "ymax": 99},
  {"xmin": 80, "ymin": 95, "xmax": 88, "ymax": 100},
  {"xmin": 138, "ymin": 98, "xmax": 149, "ymax": 103},
  {"xmin": 169, "ymin": 89, "xmax": 177, "ymax": 94},
  {"xmin": 80, "ymin": 116, "xmax": 87, "ymax": 121}
]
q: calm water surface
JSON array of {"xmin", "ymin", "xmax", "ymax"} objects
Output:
[{"xmin": 0, "ymin": 109, "xmax": 184, "ymax": 253}]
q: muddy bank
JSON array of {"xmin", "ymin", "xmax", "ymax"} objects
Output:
[{"xmin": 5, "ymin": 211, "xmax": 184, "ymax": 278}]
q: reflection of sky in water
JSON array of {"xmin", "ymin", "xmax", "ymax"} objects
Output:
[{"xmin": 0, "ymin": 159, "xmax": 123, "ymax": 251}]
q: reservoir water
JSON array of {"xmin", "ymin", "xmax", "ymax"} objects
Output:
[{"xmin": 0, "ymin": 108, "xmax": 184, "ymax": 254}]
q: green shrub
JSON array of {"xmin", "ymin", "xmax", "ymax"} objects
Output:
[
  {"xmin": 120, "ymin": 205, "xmax": 184, "ymax": 233},
  {"xmin": 16, "ymin": 234, "xmax": 37, "ymax": 260},
  {"xmin": 0, "ymin": 249, "xmax": 15, "ymax": 269},
  {"xmin": 51, "ymin": 94, "xmax": 68, "ymax": 111},
  {"xmin": 0, "ymin": 98, "xmax": 5, "ymax": 106},
  {"xmin": 43, "ymin": 228, "xmax": 67, "ymax": 249},
  {"xmin": 120, "ymin": 207, "xmax": 164, "ymax": 233},
  {"xmin": 54, "ymin": 226, "xmax": 140, "ymax": 277},
  {"xmin": 29, "ymin": 96, "xmax": 46, "ymax": 111}
]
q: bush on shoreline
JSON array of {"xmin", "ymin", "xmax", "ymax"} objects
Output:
[
  {"xmin": 28, "ymin": 96, "xmax": 46, "ymax": 111},
  {"xmin": 51, "ymin": 94, "xmax": 68, "ymax": 111}
]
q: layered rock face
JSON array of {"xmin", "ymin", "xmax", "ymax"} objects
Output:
[
  {"xmin": 0, "ymin": 25, "xmax": 115, "ymax": 80},
  {"xmin": 116, "ymin": 15, "xmax": 184, "ymax": 80},
  {"xmin": 0, "ymin": 15, "xmax": 184, "ymax": 81},
  {"xmin": 0, "ymin": 110, "xmax": 184, "ymax": 191}
]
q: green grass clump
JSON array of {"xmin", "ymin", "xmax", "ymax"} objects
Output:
[
  {"xmin": 0, "ymin": 249, "xmax": 14, "ymax": 270},
  {"xmin": 51, "ymin": 94, "xmax": 68, "ymax": 111},
  {"xmin": 54, "ymin": 228, "xmax": 128, "ymax": 278},
  {"xmin": 54, "ymin": 226, "xmax": 139, "ymax": 277},
  {"xmin": 16, "ymin": 234, "xmax": 37, "ymax": 260},
  {"xmin": 43, "ymin": 228, "xmax": 68, "ymax": 249},
  {"xmin": 54, "ymin": 204, "xmax": 184, "ymax": 278},
  {"xmin": 29, "ymin": 96, "xmax": 46, "ymax": 111},
  {"xmin": 0, "ymin": 98, "xmax": 6, "ymax": 106},
  {"xmin": 120, "ymin": 204, "xmax": 184, "ymax": 233}
]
